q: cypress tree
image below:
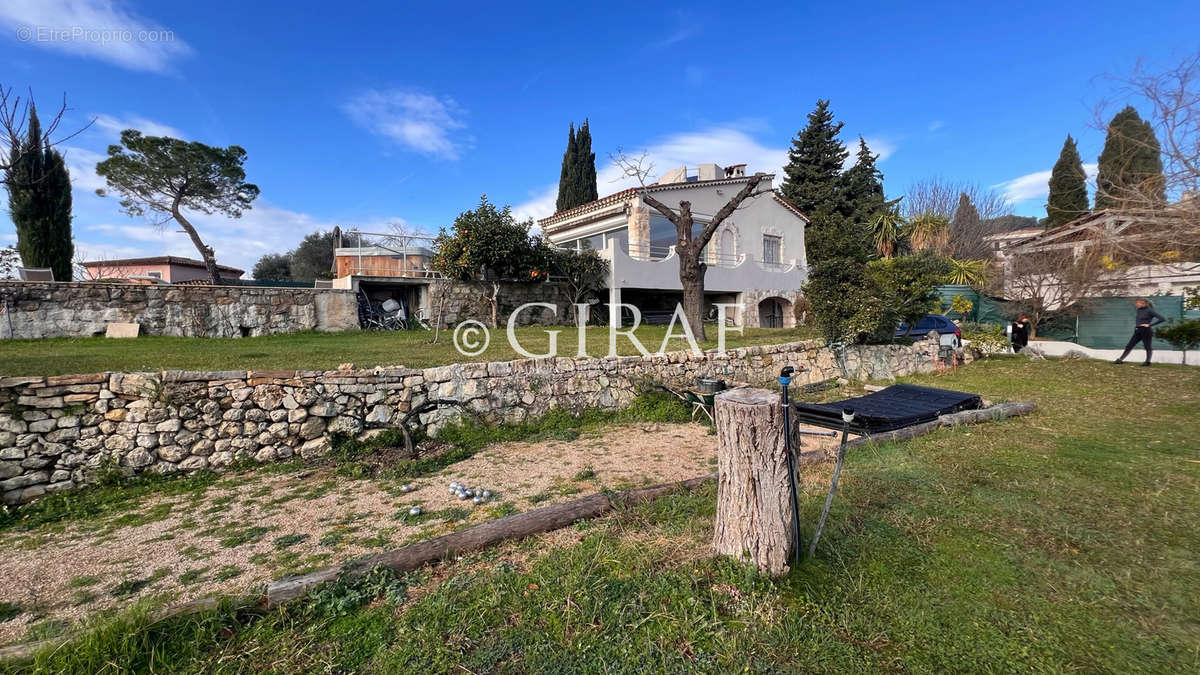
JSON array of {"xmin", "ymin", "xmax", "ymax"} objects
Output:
[
  {"xmin": 949, "ymin": 192, "xmax": 981, "ymax": 252},
  {"xmin": 574, "ymin": 119, "xmax": 597, "ymax": 205},
  {"xmin": 6, "ymin": 106, "xmax": 74, "ymax": 281},
  {"xmin": 1095, "ymin": 106, "xmax": 1165, "ymax": 210},
  {"xmin": 555, "ymin": 123, "xmax": 577, "ymax": 213},
  {"xmin": 1045, "ymin": 134, "xmax": 1089, "ymax": 228},
  {"xmin": 780, "ymin": 99, "xmax": 848, "ymax": 218}
]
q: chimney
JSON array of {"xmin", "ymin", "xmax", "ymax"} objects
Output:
[
  {"xmin": 697, "ymin": 163, "xmax": 721, "ymax": 181},
  {"xmin": 724, "ymin": 164, "xmax": 747, "ymax": 178}
]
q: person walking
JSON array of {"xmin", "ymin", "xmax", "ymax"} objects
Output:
[
  {"xmin": 1113, "ymin": 298, "xmax": 1167, "ymax": 366},
  {"xmin": 1010, "ymin": 314, "xmax": 1031, "ymax": 353}
]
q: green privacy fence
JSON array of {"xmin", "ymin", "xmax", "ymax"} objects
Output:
[
  {"xmin": 935, "ymin": 285, "xmax": 1192, "ymax": 349},
  {"xmin": 1074, "ymin": 295, "xmax": 1185, "ymax": 350}
]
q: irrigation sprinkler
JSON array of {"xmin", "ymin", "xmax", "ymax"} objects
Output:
[
  {"xmin": 808, "ymin": 407, "xmax": 855, "ymax": 557},
  {"xmin": 778, "ymin": 366, "xmax": 805, "ymax": 564}
]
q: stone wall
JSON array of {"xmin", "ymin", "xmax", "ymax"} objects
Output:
[
  {"xmin": 434, "ymin": 280, "xmax": 575, "ymax": 328},
  {"xmin": 0, "ymin": 281, "xmax": 359, "ymax": 339},
  {"xmin": 0, "ymin": 337, "xmax": 961, "ymax": 504}
]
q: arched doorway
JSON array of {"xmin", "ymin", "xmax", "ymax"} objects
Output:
[{"xmin": 758, "ymin": 297, "xmax": 791, "ymax": 328}]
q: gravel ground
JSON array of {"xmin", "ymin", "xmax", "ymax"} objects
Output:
[{"xmin": 0, "ymin": 422, "xmax": 725, "ymax": 646}]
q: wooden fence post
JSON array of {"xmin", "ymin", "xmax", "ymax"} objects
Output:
[{"xmin": 712, "ymin": 387, "xmax": 796, "ymax": 576}]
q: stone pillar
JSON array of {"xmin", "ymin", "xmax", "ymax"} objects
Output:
[
  {"xmin": 712, "ymin": 387, "xmax": 797, "ymax": 576},
  {"xmin": 629, "ymin": 203, "xmax": 650, "ymax": 259}
]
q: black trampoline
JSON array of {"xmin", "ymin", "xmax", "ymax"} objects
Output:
[{"xmin": 792, "ymin": 384, "xmax": 982, "ymax": 434}]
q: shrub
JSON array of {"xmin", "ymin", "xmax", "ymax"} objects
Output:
[
  {"xmin": 807, "ymin": 252, "xmax": 949, "ymax": 345},
  {"xmin": 1156, "ymin": 318, "xmax": 1200, "ymax": 364},
  {"xmin": 963, "ymin": 323, "xmax": 1011, "ymax": 355},
  {"xmin": 805, "ymin": 257, "xmax": 896, "ymax": 345}
]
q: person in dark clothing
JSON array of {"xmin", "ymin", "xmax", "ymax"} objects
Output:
[
  {"xmin": 1113, "ymin": 298, "xmax": 1167, "ymax": 366},
  {"xmin": 1010, "ymin": 314, "xmax": 1031, "ymax": 352}
]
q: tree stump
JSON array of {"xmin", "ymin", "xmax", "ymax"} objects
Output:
[{"xmin": 712, "ymin": 387, "xmax": 796, "ymax": 576}]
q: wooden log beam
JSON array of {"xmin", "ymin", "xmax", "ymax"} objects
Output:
[
  {"xmin": 266, "ymin": 473, "xmax": 716, "ymax": 607},
  {"xmin": 843, "ymin": 401, "xmax": 1036, "ymax": 450}
]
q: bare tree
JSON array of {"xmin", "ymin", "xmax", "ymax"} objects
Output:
[
  {"xmin": 1092, "ymin": 52, "xmax": 1200, "ymax": 263},
  {"xmin": 612, "ymin": 151, "xmax": 771, "ymax": 340},
  {"xmin": 0, "ymin": 245, "xmax": 19, "ymax": 279},
  {"xmin": 0, "ymin": 85, "xmax": 92, "ymax": 185},
  {"xmin": 1004, "ymin": 240, "xmax": 1121, "ymax": 336},
  {"xmin": 902, "ymin": 177, "xmax": 1014, "ymax": 259}
]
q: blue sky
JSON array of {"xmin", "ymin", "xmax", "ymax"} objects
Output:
[{"xmin": 1, "ymin": 0, "xmax": 1197, "ymax": 275}]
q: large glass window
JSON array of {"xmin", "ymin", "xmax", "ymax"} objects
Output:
[
  {"xmin": 648, "ymin": 215, "xmax": 677, "ymax": 258},
  {"xmin": 763, "ymin": 235, "xmax": 782, "ymax": 265},
  {"xmin": 648, "ymin": 215, "xmax": 713, "ymax": 259},
  {"xmin": 580, "ymin": 234, "xmax": 603, "ymax": 250},
  {"xmin": 605, "ymin": 228, "xmax": 628, "ymax": 254}
]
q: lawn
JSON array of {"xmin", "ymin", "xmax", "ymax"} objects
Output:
[
  {"xmin": 0, "ymin": 325, "xmax": 816, "ymax": 376},
  {"xmin": 4, "ymin": 358, "xmax": 1198, "ymax": 673}
]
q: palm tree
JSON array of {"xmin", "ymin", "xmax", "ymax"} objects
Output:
[
  {"xmin": 869, "ymin": 209, "xmax": 906, "ymax": 259},
  {"xmin": 946, "ymin": 258, "xmax": 990, "ymax": 288},
  {"xmin": 908, "ymin": 211, "xmax": 950, "ymax": 255}
]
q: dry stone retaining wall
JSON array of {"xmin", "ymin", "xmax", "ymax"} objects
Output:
[
  {"xmin": 0, "ymin": 281, "xmax": 359, "ymax": 339},
  {"xmin": 433, "ymin": 280, "xmax": 574, "ymax": 328},
  {"xmin": 0, "ymin": 337, "xmax": 959, "ymax": 504}
]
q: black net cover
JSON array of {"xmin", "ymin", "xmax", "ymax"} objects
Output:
[{"xmin": 792, "ymin": 384, "xmax": 982, "ymax": 434}]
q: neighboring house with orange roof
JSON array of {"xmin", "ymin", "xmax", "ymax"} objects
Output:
[
  {"xmin": 78, "ymin": 256, "xmax": 245, "ymax": 283},
  {"xmin": 538, "ymin": 163, "xmax": 809, "ymax": 328}
]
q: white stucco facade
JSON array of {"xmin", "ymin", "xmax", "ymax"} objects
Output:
[{"xmin": 539, "ymin": 171, "xmax": 809, "ymax": 327}]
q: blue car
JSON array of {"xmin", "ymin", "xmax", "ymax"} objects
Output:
[{"xmin": 896, "ymin": 314, "xmax": 962, "ymax": 349}]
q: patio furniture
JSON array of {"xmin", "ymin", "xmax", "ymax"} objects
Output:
[{"xmin": 17, "ymin": 267, "xmax": 54, "ymax": 281}]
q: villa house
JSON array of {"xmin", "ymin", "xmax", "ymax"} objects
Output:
[
  {"xmin": 538, "ymin": 163, "xmax": 809, "ymax": 327},
  {"xmin": 986, "ymin": 208, "xmax": 1200, "ymax": 302}
]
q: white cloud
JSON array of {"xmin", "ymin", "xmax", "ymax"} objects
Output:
[
  {"xmin": 513, "ymin": 125, "xmax": 790, "ymax": 224},
  {"xmin": 343, "ymin": 89, "xmax": 468, "ymax": 160},
  {"xmin": 994, "ymin": 163, "xmax": 1099, "ymax": 203},
  {"xmin": 928, "ymin": 120, "xmax": 945, "ymax": 132},
  {"xmin": 652, "ymin": 10, "xmax": 700, "ymax": 49},
  {"xmin": 61, "ymin": 145, "xmax": 108, "ymax": 193},
  {"xmin": 0, "ymin": 0, "xmax": 191, "ymax": 72},
  {"xmin": 843, "ymin": 136, "xmax": 896, "ymax": 169},
  {"xmin": 91, "ymin": 114, "xmax": 183, "ymax": 139}
]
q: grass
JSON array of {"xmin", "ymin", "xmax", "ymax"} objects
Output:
[
  {"xmin": 0, "ymin": 468, "xmax": 221, "ymax": 535},
  {"xmin": 0, "ymin": 325, "xmax": 816, "ymax": 376},
  {"xmin": 0, "ymin": 603, "xmax": 20, "ymax": 624},
  {"xmin": 7, "ymin": 359, "xmax": 1199, "ymax": 672}
]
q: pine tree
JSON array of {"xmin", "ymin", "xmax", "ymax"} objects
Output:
[
  {"xmin": 839, "ymin": 137, "xmax": 891, "ymax": 224},
  {"xmin": 780, "ymin": 100, "xmax": 848, "ymax": 217},
  {"xmin": 574, "ymin": 119, "xmax": 597, "ymax": 205},
  {"xmin": 1095, "ymin": 106, "xmax": 1165, "ymax": 210},
  {"xmin": 555, "ymin": 123, "xmax": 577, "ymax": 213},
  {"xmin": 6, "ymin": 106, "xmax": 74, "ymax": 281},
  {"xmin": 1045, "ymin": 134, "xmax": 1089, "ymax": 228}
]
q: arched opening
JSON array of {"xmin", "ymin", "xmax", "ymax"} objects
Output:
[
  {"xmin": 718, "ymin": 229, "xmax": 735, "ymax": 266},
  {"xmin": 757, "ymin": 296, "xmax": 792, "ymax": 328}
]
